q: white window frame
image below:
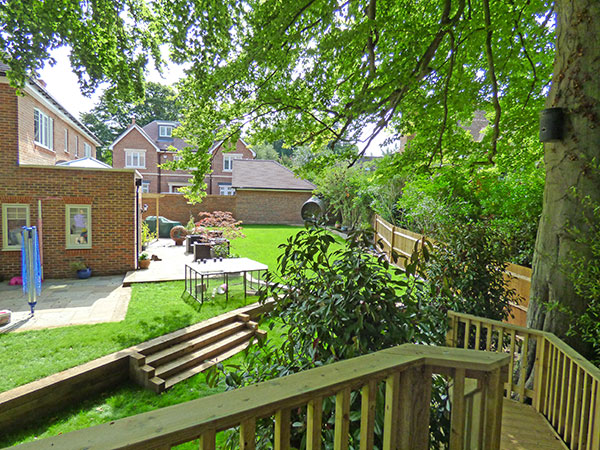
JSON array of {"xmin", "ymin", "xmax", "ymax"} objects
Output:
[
  {"xmin": 223, "ymin": 153, "xmax": 242, "ymax": 172},
  {"xmin": 64, "ymin": 129, "xmax": 69, "ymax": 153},
  {"xmin": 75, "ymin": 135, "xmax": 79, "ymax": 157},
  {"xmin": 219, "ymin": 184, "xmax": 235, "ymax": 196},
  {"xmin": 34, "ymin": 108, "xmax": 53, "ymax": 150},
  {"xmin": 84, "ymin": 142, "xmax": 92, "ymax": 157},
  {"xmin": 141, "ymin": 180, "xmax": 151, "ymax": 193},
  {"xmin": 168, "ymin": 182, "xmax": 190, "ymax": 194},
  {"xmin": 2, "ymin": 204, "xmax": 30, "ymax": 251},
  {"xmin": 66, "ymin": 204, "xmax": 92, "ymax": 249},
  {"xmin": 125, "ymin": 149, "xmax": 146, "ymax": 168},
  {"xmin": 159, "ymin": 125, "xmax": 173, "ymax": 137}
]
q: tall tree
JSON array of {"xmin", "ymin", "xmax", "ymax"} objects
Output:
[
  {"xmin": 163, "ymin": 0, "xmax": 598, "ymax": 354},
  {"xmin": 0, "ymin": 0, "xmax": 161, "ymax": 100},
  {"xmin": 3, "ymin": 1, "xmax": 599, "ymax": 354}
]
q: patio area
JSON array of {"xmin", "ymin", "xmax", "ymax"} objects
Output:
[
  {"xmin": 122, "ymin": 238, "xmax": 195, "ymax": 285},
  {"xmin": 0, "ymin": 275, "xmax": 130, "ymax": 332}
]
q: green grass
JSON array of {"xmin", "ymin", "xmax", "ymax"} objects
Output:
[
  {"xmin": 230, "ymin": 224, "xmax": 306, "ymax": 269},
  {"xmin": 0, "ymin": 225, "xmax": 305, "ymax": 447}
]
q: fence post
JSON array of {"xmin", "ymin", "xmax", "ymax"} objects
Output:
[{"xmin": 390, "ymin": 223, "xmax": 395, "ymax": 263}]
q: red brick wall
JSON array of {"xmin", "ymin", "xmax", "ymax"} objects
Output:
[
  {"xmin": 14, "ymin": 84, "xmax": 96, "ymax": 164},
  {"xmin": 142, "ymin": 194, "xmax": 237, "ymax": 224},
  {"xmin": 141, "ymin": 190, "xmax": 311, "ymax": 226},
  {"xmin": 206, "ymin": 140, "xmax": 255, "ymax": 194},
  {"xmin": 0, "ymin": 82, "xmax": 137, "ymax": 280},
  {"xmin": 112, "ymin": 127, "xmax": 193, "ymax": 193},
  {"xmin": 235, "ymin": 190, "xmax": 311, "ymax": 225}
]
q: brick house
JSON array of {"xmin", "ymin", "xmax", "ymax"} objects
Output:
[
  {"xmin": 0, "ymin": 63, "xmax": 141, "ymax": 280},
  {"xmin": 110, "ymin": 121, "xmax": 255, "ymax": 195},
  {"xmin": 231, "ymin": 160, "xmax": 316, "ymax": 225}
]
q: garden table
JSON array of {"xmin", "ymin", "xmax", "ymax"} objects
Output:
[{"xmin": 184, "ymin": 257, "xmax": 268, "ymax": 304}]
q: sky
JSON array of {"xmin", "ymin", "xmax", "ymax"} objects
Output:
[{"xmin": 40, "ymin": 47, "xmax": 389, "ymax": 156}]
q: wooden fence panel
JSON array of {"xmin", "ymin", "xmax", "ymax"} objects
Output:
[{"xmin": 374, "ymin": 215, "xmax": 532, "ymax": 326}]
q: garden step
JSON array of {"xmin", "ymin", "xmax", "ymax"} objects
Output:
[
  {"xmin": 163, "ymin": 338, "xmax": 258, "ymax": 390},
  {"xmin": 145, "ymin": 322, "xmax": 247, "ymax": 366},
  {"xmin": 133, "ymin": 314, "xmax": 242, "ymax": 356},
  {"xmin": 154, "ymin": 329, "xmax": 256, "ymax": 380}
]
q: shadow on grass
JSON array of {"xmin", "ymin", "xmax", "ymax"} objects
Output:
[{"xmin": 112, "ymin": 310, "xmax": 194, "ymax": 348}]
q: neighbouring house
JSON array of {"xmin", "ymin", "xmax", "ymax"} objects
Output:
[
  {"xmin": 110, "ymin": 121, "xmax": 255, "ymax": 195},
  {"xmin": 231, "ymin": 159, "xmax": 316, "ymax": 225},
  {"xmin": 0, "ymin": 63, "xmax": 141, "ymax": 280}
]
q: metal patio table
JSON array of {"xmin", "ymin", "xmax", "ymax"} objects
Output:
[{"xmin": 184, "ymin": 257, "xmax": 268, "ymax": 304}]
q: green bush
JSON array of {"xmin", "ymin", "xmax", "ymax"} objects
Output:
[
  {"xmin": 210, "ymin": 226, "xmax": 450, "ymax": 449},
  {"xmin": 424, "ymin": 221, "xmax": 517, "ymax": 322},
  {"xmin": 396, "ymin": 166, "xmax": 543, "ymax": 266}
]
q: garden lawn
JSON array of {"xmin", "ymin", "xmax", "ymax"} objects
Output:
[{"xmin": 0, "ymin": 225, "xmax": 346, "ymax": 446}]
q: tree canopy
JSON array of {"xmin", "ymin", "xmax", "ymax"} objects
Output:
[
  {"xmin": 0, "ymin": 0, "xmax": 162, "ymax": 100},
  {"xmin": 2, "ymin": 0, "xmax": 599, "ymax": 354}
]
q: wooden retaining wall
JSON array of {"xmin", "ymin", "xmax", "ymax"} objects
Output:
[
  {"xmin": 0, "ymin": 302, "xmax": 272, "ymax": 433},
  {"xmin": 373, "ymin": 215, "xmax": 531, "ymax": 326}
]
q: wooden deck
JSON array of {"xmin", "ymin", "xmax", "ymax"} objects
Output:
[{"xmin": 501, "ymin": 398, "xmax": 567, "ymax": 449}]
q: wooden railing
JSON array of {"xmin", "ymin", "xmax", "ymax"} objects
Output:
[
  {"xmin": 14, "ymin": 344, "xmax": 509, "ymax": 450},
  {"xmin": 373, "ymin": 215, "xmax": 531, "ymax": 326},
  {"xmin": 447, "ymin": 311, "xmax": 600, "ymax": 450}
]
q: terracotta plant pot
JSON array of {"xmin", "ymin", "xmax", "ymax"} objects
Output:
[{"xmin": 139, "ymin": 259, "xmax": 151, "ymax": 269}]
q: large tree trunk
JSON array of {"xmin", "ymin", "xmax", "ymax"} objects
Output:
[{"xmin": 527, "ymin": 0, "xmax": 600, "ymax": 358}]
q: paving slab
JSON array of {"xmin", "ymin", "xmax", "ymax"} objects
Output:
[
  {"xmin": 123, "ymin": 239, "xmax": 194, "ymax": 285},
  {"xmin": 0, "ymin": 275, "xmax": 131, "ymax": 333}
]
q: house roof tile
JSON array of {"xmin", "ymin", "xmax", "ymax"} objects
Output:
[{"xmin": 232, "ymin": 160, "xmax": 316, "ymax": 191}]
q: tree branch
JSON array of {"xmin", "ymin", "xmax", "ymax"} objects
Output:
[{"xmin": 483, "ymin": 0, "xmax": 501, "ymax": 165}]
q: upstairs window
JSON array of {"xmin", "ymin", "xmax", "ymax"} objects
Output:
[
  {"xmin": 34, "ymin": 109, "xmax": 53, "ymax": 150},
  {"xmin": 2, "ymin": 204, "xmax": 30, "ymax": 250},
  {"xmin": 125, "ymin": 149, "xmax": 146, "ymax": 168},
  {"xmin": 75, "ymin": 136, "xmax": 79, "ymax": 157},
  {"xmin": 64, "ymin": 129, "xmax": 68, "ymax": 152},
  {"xmin": 84, "ymin": 142, "xmax": 92, "ymax": 157},
  {"xmin": 223, "ymin": 154, "xmax": 242, "ymax": 172},
  {"xmin": 159, "ymin": 125, "xmax": 173, "ymax": 138}
]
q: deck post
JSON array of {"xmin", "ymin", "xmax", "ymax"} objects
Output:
[
  {"xmin": 482, "ymin": 367, "xmax": 505, "ymax": 449},
  {"xmin": 398, "ymin": 365, "xmax": 432, "ymax": 450}
]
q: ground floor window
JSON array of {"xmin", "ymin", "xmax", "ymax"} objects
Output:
[
  {"xmin": 2, "ymin": 204, "xmax": 30, "ymax": 250},
  {"xmin": 219, "ymin": 183, "xmax": 235, "ymax": 196},
  {"xmin": 66, "ymin": 204, "xmax": 91, "ymax": 249},
  {"xmin": 141, "ymin": 180, "xmax": 151, "ymax": 193}
]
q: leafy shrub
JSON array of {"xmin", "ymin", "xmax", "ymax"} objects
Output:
[
  {"xmin": 314, "ymin": 165, "xmax": 374, "ymax": 230},
  {"xmin": 194, "ymin": 211, "xmax": 245, "ymax": 240},
  {"xmin": 424, "ymin": 221, "xmax": 517, "ymax": 322},
  {"xmin": 396, "ymin": 166, "xmax": 543, "ymax": 266},
  {"xmin": 141, "ymin": 221, "xmax": 156, "ymax": 247},
  {"xmin": 210, "ymin": 226, "xmax": 450, "ymax": 448}
]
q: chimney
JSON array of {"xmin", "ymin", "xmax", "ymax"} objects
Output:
[
  {"xmin": 131, "ymin": 118, "xmax": 136, "ymax": 125},
  {"xmin": 37, "ymin": 79, "xmax": 47, "ymax": 88}
]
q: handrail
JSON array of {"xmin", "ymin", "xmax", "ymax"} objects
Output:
[
  {"xmin": 14, "ymin": 344, "xmax": 509, "ymax": 450},
  {"xmin": 447, "ymin": 311, "xmax": 600, "ymax": 450}
]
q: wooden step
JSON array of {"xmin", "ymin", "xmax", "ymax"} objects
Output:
[
  {"xmin": 132, "ymin": 314, "xmax": 241, "ymax": 356},
  {"xmin": 145, "ymin": 322, "xmax": 246, "ymax": 367},
  {"xmin": 162, "ymin": 338, "xmax": 258, "ymax": 390},
  {"xmin": 154, "ymin": 329, "xmax": 256, "ymax": 380}
]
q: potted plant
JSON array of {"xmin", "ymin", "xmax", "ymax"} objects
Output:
[
  {"xmin": 70, "ymin": 261, "xmax": 92, "ymax": 279},
  {"xmin": 138, "ymin": 252, "xmax": 151, "ymax": 269}
]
